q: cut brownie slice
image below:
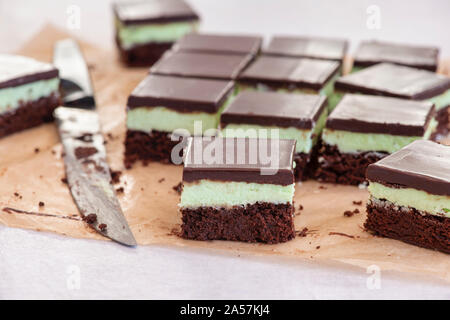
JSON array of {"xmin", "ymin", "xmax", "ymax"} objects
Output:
[
  {"xmin": 220, "ymin": 91, "xmax": 327, "ymax": 181},
  {"xmin": 238, "ymin": 56, "xmax": 341, "ymax": 110},
  {"xmin": 125, "ymin": 75, "xmax": 234, "ymax": 167},
  {"xmin": 0, "ymin": 54, "xmax": 60, "ymax": 138},
  {"xmin": 365, "ymin": 140, "xmax": 450, "ymax": 253},
  {"xmin": 150, "ymin": 50, "xmax": 253, "ymax": 80},
  {"xmin": 113, "ymin": 0, "xmax": 199, "ymax": 66},
  {"xmin": 173, "ymin": 33, "xmax": 262, "ymax": 56},
  {"xmin": 180, "ymin": 137, "xmax": 297, "ymax": 244},
  {"xmin": 335, "ymin": 63, "xmax": 450, "ymax": 139},
  {"xmin": 353, "ymin": 40, "xmax": 439, "ymax": 72},
  {"xmin": 315, "ymin": 94, "xmax": 437, "ymax": 185},
  {"xmin": 264, "ymin": 35, "xmax": 348, "ymax": 64}
]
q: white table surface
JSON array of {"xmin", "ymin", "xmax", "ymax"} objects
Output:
[{"xmin": 1, "ymin": 0, "xmax": 450, "ymax": 299}]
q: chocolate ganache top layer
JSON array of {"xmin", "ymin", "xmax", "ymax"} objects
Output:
[
  {"xmin": 353, "ymin": 40, "xmax": 439, "ymax": 71},
  {"xmin": 173, "ymin": 33, "xmax": 263, "ymax": 56},
  {"xmin": 238, "ymin": 56, "xmax": 340, "ymax": 90},
  {"xmin": 183, "ymin": 137, "xmax": 296, "ymax": 186},
  {"xmin": 127, "ymin": 74, "xmax": 234, "ymax": 113},
  {"xmin": 113, "ymin": 0, "xmax": 199, "ymax": 25},
  {"xmin": 326, "ymin": 94, "xmax": 435, "ymax": 136},
  {"xmin": 221, "ymin": 91, "xmax": 327, "ymax": 129},
  {"xmin": 335, "ymin": 63, "xmax": 450, "ymax": 100},
  {"xmin": 150, "ymin": 51, "xmax": 253, "ymax": 81},
  {"xmin": 367, "ymin": 140, "xmax": 450, "ymax": 196},
  {"xmin": 0, "ymin": 54, "xmax": 59, "ymax": 90},
  {"xmin": 264, "ymin": 35, "xmax": 348, "ymax": 62}
]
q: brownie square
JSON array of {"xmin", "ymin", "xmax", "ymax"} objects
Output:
[
  {"xmin": 315, "ymin": 94, "xmax": 436, "ymax": 185},
  {"xmin": 113, "ymin": 0, "xmax": 200, "ymax": 66}
]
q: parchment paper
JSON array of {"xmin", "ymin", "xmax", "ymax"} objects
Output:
[{"xmin": 1, "ymin": 25, "xmax": 449, "ymax": 282}]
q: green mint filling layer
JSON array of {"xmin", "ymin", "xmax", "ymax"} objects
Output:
[
  {"xmin": 237, "ymin": 74, "xmax": 340, "ymax": 110},
  {"xmin": 0, "ymin": 78, "xmax": 60, "ymax": 113},
  {"xmin": 116, "ymin": 19, "xmax": 198, "ymax": 49},
  {"xmin": 429, "ymin": 89, "xmax": 450, "ymax": 111},
  {"xmin": 221, "ymin": 108, "xmax": 328, "ymax": 154},
  {"xmin": 350, "ymin": 66, "xmax": 365, "ymax": 73},
  {"xmin": 180, "ymin": 180, "xmax": 295, "ymax": 208},
  {"xmin": 126, "ymin": 96, "xmax": 233, "ymax": 135},
  {"xmin": 369, "ymin": 182, "xmax": 450, "ymax": 217},
  {"xmin": 322, "ymin": 118, "xmax": 437, "ymax": 154},
  {"xmin": 319, "ymin": 72, "xmax": 342, "ymax": 111}
]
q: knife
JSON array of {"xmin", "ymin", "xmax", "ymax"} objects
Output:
[{"xmin": 53, "ymin": 39, "xmax": 136, "ymax": 247}]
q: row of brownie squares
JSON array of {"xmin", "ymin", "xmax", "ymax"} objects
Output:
[{"xmin": 113, "ymin": 0, "xmax": 440, "ymax": 72}]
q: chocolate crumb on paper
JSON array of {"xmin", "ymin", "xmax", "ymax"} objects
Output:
[
  {"xmin": 329, "ymin": 232, "xmax": 355, "ymax": 239},
  {"xmin": 296, "ymin": 227, "xmax": 309, "ymax": 237},
  {"xmin": 74, "ymin": 146, "xmax": 98, "ymax": 159},
  {"xmin": 353, "ymin": 200, "xmax": 363, "ymax": 205},
  {"xmin": 98, "ymin": 223, "xmax": 107, "ymax": 231},
  {"xmin": 83, "ymin": 213, "xmax": 97, "ymax": 224},
  {"xmin": 172, "ymin": 182, "xmax": 183, "ymax": 195},
  {"xmin": 38, "ymin": 201, "xmax": 45, "ymax": 207},
  {"xmin": 110, "ymin": 170, "xmax": 122, "ymax": 184}
]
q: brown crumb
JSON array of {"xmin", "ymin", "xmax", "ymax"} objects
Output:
[
  {"xmin": 83, "ymin": 213, "xmax": 97, "ymax": 224},
  {"xmin": 116, "ymin": 187, "xmax": 124, "ymax": 194},
  {"xmin": 316, "ymin": 246, "xmax": 320, "ymax": 249},
  {"xmin": 353, "ymin": 208, "xmax": 360, "ymax": 214},
  {"xmin": 158, "ymin": 178, "xmax": 165, "ymax": 183},
  {"xmin": 14, "ymin": 192, "xmax": 20, "ymax": 197},
  {"xmin": 38, "ymin": 201, "xmax": 45, "ymax": 207},
  {"xmin": 34, "ymin": 148, "xmax": 40, "ymax": 153},
  {"xmin": 296, "ymin": 227, "xmax": 309, "ymax": 237},
  {"xmin": 61, "ymin": 177, "xmax": 68, "ymax": 184},
  {"xmin": 110, "ymin": 170, "xmax": 122, "ymax": 184},
  {"xmin": 343, "ymin": 210, "xmax": 354, "ymax": 217},
  {"xmin": 172, "ymin": 182, "xmax": 183, "ymax": 195},
  {"xmin": 329, "ymin": 232, "xmax": 355, "ymax": 239},
  {"xmin": 352, "ymin": 200, "xmax": 363, "ymax": 205},
  {"xmin": 98, "ymin": 223, "xmax": 107, "ymax": 231},
  {"xmin": 74, "ymin": 146, "xmax": 97, "ymax": 159},
  {"xmin": 319, "ymin": 185, "xmax": 327, "ymax": 189},
  {"xmin": 298, "ymin": 204, "xmax": 303, "ymax": 211}
]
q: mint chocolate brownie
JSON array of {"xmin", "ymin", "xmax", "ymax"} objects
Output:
[
  {"xmin": 220, "ymin": 91, "xmax": 327, "ymax": 181},
  {"xmin": 173, "ymin": 33, "xmax": 262, "ymax": 56},
  {"xmin": 150, "ymin": 50, "xmax": 253, "ymax": 81},
  {"xmin": 335, "ymin": 63, "xmax": 450, "ymax": 138},
  {"xmin": 180, "ymin": 137, "xmax": 297, "ymax": 243},
  {"xmin": 113, "ymin": 0, "xmax": 199, "ymax": 66},
  {"xmin": 264, "ymin": 35, "xmax": 348, "ymax": 64},
  {"xmin": 365, "ymin": 140, "xmax": 450, "ymax": 254},
  {"xmin": 0, "ymin": 54, "xmax": 60, "ymax": 138},
  {"xmin": 125, "ymin": 75, "xmax": 234, "ymax": 167},
  {"xmin": 353, "ymin": 40, "xmax": 439, "ymax": 72},
  {"xmin": 238, "ymin": 56, "xmax": 341, "ymax": 110},
  {"xmin": 315, "ymin": 94, "xmax": 437, "ymax": 185}
]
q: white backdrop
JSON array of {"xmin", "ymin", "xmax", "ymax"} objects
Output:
[{"xmin": 1, "ymin": 0, "xmax": 450, "ymax": 299}]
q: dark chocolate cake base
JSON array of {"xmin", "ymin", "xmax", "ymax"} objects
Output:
[
  {"xmin": 116, "ymin": 39, "xmax": 173, "ymax": 67},
  {"xmin": 313, "ymin": 143, "xmax": 387, "ymax": 185},
  {"xmin": 0, "ymin": 93, "xmax": 61, "ymax": 138},
  {"xmin": 293, "ymin": 142, "xmax": 320, "ymax": 181},
  {"xmin": 181, "ymin": 202, "xmax": 295, "ymax": 244},
  {"xmin": 432, "ymin": 106, "xmax": 449, "ymax": 141},
  {"xmin": 365, "ymin": 198, "xmax": 450, "ymax": 254},
  {"xmin": 124, "ymin": 129, "xmax": 183, "ymax": 168}
]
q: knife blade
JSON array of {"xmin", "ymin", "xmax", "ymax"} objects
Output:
[{"xmin": 53, "ymin": 39, "xmax": 136, "ymax": 246}]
